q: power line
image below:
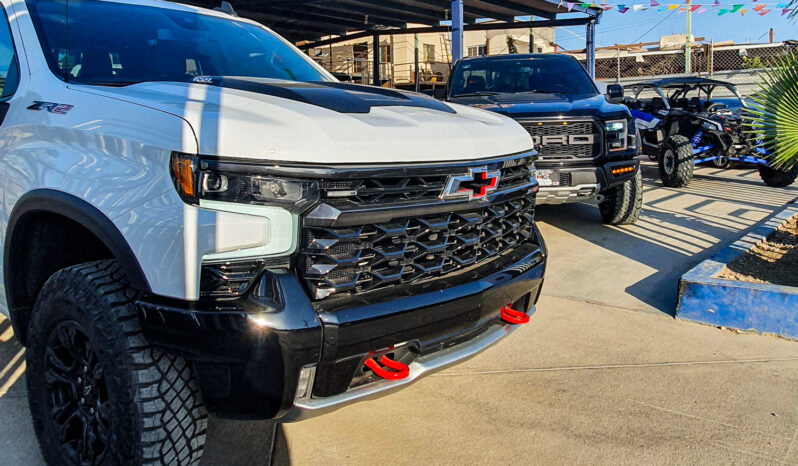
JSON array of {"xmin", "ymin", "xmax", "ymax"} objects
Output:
[{"xmin": 631, "ymin": 8, "xmax": 680, "ymax": 43}]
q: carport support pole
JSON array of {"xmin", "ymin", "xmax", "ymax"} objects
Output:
[
  {"xmin": 451, "ymin": 0, "xmax": 464, "ymax": 63},
  {"xmin": 373, "ymin": 33, "xmax": 380, "ymax": 86},
  {"xmin": 586, "ymin": 19, "xmax": 596, "ymax": 79}
]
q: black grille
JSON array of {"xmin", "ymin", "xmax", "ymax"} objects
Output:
[
  {"xmin": 521, "ymin": 120, "xmax": 600, "ymax": 162},
  {"xmin": 320, "ymin": 162, "xmax": 533, "ymax": 206},
  {"xmin": 559, "ymin": 172, "xmax": 571, "ymax": 187},
  {"xmin": 300, "ymin": 196, "xmax": 536, "ymax": 301}
]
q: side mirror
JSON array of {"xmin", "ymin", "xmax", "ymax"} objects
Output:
[{"xmin": 606, "ymin": 84, "xmax": 624, "ymax": 102}]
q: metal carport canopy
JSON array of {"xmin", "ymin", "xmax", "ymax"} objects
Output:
[{"xmin": 179, "ymin": 0, "xmax": 602, "ymax": 78}]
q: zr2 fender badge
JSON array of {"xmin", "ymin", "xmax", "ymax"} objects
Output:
[{"xmin": 28, "ymin": 101, "xmax": 74, "ymax": 114}]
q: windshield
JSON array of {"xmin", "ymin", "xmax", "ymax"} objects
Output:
[
  {"xmin": 26, "ymin": 0, "xmax": 330, "ymax": 86},
  {"xmin": 449, "ymin": 55, "xmax": 598, "ymax": 97}
]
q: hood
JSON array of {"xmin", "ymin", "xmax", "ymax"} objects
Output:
[
  {"xmin": 448, "ymin": 93, "xmax": 631, "ymax": 121},
  {"xmin": 76, "ymin": 79, "xmax": 532, "ymax": 164}
]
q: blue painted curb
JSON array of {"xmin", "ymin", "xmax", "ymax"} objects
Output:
[{"xmin": 676, "ymin": 204, "xmax": 798, "ymax": 340}]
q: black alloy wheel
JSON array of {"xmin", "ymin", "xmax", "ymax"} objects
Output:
[{"xmin": 44, "ymin": 321, "xmax": 110, "ymax": 464}]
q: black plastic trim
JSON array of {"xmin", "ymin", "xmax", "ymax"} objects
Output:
[
  {"xmin": 4, "ymin": 189, "xmax": 152, "ymax": 307},
  {"xmin": 198, "ymin": 150, "xmax": 536, "ymax": 175}
]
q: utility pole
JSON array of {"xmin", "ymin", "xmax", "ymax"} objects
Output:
[
  {"xmin": 685, "ymin": 0, "xmax": 692, "ymax": 74},
  {"xmin": 414, "ymin": 33, "xmax": 420, "ymax": 93}
]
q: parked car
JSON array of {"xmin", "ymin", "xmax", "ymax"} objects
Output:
[
  {"xmin": 0, "ymin": 0, "xmax": 547, "ymax": 463},
  {"xmin": 624, "ymin": 77, "xmax": 798, "ymax": 187},
  {"xmin": 444, "ymin": 54, "xmax": 643, "ymax": 225}
]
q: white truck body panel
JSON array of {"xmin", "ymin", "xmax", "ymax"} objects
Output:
[{"xmin": 0, "ymin": 0, "xmax": 534, "ymax": 310}]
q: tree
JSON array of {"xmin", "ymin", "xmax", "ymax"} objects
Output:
[
  {"xmin": 746, "ymin": 52, "xmax": 798, "ymax": 169},
  {"xmin": 506, "ymin": 35, "xmax": 518, "ymax": 54}
]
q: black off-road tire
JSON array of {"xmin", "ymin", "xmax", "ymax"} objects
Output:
[
  {"xmin": 599, "ymin": 168, "xmax": 643, "ymax": 225},
  {"xmin": 759, "ymin": 164, "xmax": 798, "ymax": 187},
  {"xmin": 26, "ymin": 260, "xmax": 207, "ymax": 465},
  {"xmin": 659, "ymin": 135, "xmax": 694, "ymax": 187}
]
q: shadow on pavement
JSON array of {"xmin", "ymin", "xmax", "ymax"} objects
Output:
[{"xmin": 535, "ymin": 163, "xmax": 798, "ymax": 316}]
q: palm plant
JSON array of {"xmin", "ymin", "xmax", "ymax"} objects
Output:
[{"xmin": 746, "ymin": 53, "xmax": 798, "ymax": 170}]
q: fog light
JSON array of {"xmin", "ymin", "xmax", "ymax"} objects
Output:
[
  {"xmin": 611, "ymin": 166, "xmax": 635, "ymax": 176},
  {"xmin": 294, "ymin": 365, "xmax": 316, "ymax": 400}
]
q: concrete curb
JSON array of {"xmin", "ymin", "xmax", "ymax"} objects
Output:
[{"xmin": 676, "ymin": 203, "xmax": 798, "ymax": 340}]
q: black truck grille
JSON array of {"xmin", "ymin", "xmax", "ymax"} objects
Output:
[
  {"xmin": 300, "ymin": 196, "xmax": 536, "ymax": 301},
  {"xmin": 521, "ymin": 120, "xmax": 600, "ymax": 162},
  {"xmin": 319, "ymin": 163, "xmax": 532, "ymax": 206}
]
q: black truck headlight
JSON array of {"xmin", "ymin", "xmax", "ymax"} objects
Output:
[
  {"xmin": 605, "ymin": 120, "xmax": 628, "ymax": 153},
  {"xmin": 171, "ymin": 153, "xmax": 319, "ymax": 213}
]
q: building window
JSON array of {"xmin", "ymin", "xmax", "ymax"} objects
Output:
[
  {"xmin": 467, "ymin": 45, "xmax": 487, "ymax": 57},
  {"xmin": 423, "ymin": 44, "xmax": 435, "ymax": 63},
  {"xmin": 380, "ymin": 45, "xmax": 392, "ymax": 63}
]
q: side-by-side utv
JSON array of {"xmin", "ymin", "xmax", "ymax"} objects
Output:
[{"xmin": 623, "ymin": 77, "xmax": 797, "ymax": 188}]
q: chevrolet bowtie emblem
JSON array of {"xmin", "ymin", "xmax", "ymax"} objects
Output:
[{"xmin": 440, "ymin": 167, "xmax": 501, "ymax": 201}]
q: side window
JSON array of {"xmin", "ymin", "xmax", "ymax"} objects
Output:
[
  {"xmin": 0, "ymin": 14, "xmax": 19, "ymax": 97},
  {"xmin": 0, "ymin": 11, "xmax": 18, "ymax": 98}
]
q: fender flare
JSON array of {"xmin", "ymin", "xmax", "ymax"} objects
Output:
[{"xmin": 4, "ymin": 189, "xmax": 152, "ymax": 313}]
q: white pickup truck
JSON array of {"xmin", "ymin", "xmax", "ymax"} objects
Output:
[{"xmin": 0, "ymin": 0, "xmax": 547, "ymax": 463}]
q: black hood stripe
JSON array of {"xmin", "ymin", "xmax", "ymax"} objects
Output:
[{"xmin": 193, "ymin": 77, "xmax": 455, "ymax": 114}]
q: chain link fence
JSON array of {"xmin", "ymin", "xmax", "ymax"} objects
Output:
[{"xmin": 586, "ymin": 41, "xmax": 797, "ymax": 96}]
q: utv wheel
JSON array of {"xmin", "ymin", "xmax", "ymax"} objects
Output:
[
  {"xmin": 759, "ymin": 164, "xmax": 798, "ymax": 187},
  {"xmin": 659, "ymin": 135, "xmax": 694, "ymax": 188},
  {"xmin": 26, "ymin": 260, "xmax": 207, "ymax": 466},
  {"xmin": 710, "ymin": 156, "xmax": 730, "ymax": 169},
  {"xmin": 599, "ymin": 167, "xmax": 643, "ymax": 225}
]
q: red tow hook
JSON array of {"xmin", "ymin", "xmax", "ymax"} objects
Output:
[
  {"xmin": 500, "ymin": 305, "xmax": 530, "ymax": 325},
  {"xmin": 364, "ymin": 355, "xmax": 410, "ymax": 380}
]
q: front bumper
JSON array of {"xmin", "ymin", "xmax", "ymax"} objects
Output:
[
  {"xmin": 535, "ymin": 158, "xmax": 640, "ymax": 205},
  {"xmin": 137, "ymin": 230, "xmax": 546, "ymax": 421}
]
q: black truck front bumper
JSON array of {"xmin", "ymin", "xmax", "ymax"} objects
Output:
[
  {"xmin": 535, "ymin": 158, "xmax": 640, "ymax": 205},
  {"xmin": 137, "ymin": 230, "xmax": 546, "ymax": 421}
]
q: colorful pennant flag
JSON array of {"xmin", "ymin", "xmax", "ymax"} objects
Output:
[
  {"xmin": 619, "ymin": 6, "xmax": 630, "ymax": 12},
  {"xmin": 696, "ymin": 7, "xmax": 708, "ymax": 13},
  {"xmin": 740, "ymin": 7, "xmax": 747, "ymax": 14},
  {"xmin": 718, "ymin": 8, "xmax": 729, "ymax": 14},
  {"xmin": 580, "ymin": 2, "xmax": 590, "ymax": 8},
  {"xmin": 759, "ymin": 8, "xmax": 771, "ymax": 14},
  {"xmin": 566, "ymin": 2, "xmax": 575, "ymax": 11},
  {"xmin": 691, "ymin": 5, "xmax": 700, "ymax": 11},
  {"xmin": 730, "ymin": 4, "xmax": 743, "ymax": 12},
  {"xmin": 668, "ymin": 4, "xmax": 679, "ymax": 9},
  {"xmin": 754, "ymin": 4, "xmax": 766, "ymax": 12},
  {"xmin": 713, "ymin": 0, "xmax": 721, "ymax": 7},
  {"xmin": 650, "ymin": 0, "xmax": 660, "ymax": 6},
  {"xmin": 633, "ymin": 4, "xmax": 645, "ymax": 11},
  {"xmin": 783, "ymin": 8, "xmax": 794, "ymax": 15},
  {"xmin": 603, "ymin": 5, "xmax": 614, "ymax": 10}
]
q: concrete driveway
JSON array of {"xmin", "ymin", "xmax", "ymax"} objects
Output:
[{"xmin": 2, "ymin": 162, "xmax": 797, "ymax": 465}]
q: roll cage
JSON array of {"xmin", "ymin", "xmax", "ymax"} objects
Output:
[{"xmin": 623, "ymin": 79, "xmax": 747, "ymax": 111}]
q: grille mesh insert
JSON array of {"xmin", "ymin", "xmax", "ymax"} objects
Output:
[
  {"xmin": 522, "ymin": 121, "xmax": 600, "ymax": 162},
  {"xmin": 300, "ymin": 197, "xmax": 536, "ymax": 300}
]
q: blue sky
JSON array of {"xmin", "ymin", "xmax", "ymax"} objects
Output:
[{"xmin": 550, "ymin": 6, "xmax": 798, "ymax": 50}]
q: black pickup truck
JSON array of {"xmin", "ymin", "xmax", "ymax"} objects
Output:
[{"xmin": 444, "ymin": 54, "xmax": 643, "ymax": 225}]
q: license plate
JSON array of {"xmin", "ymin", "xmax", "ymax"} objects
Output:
[{"xmin": 534, "ymin": 169, "xmax": 558, "ymax": 187}]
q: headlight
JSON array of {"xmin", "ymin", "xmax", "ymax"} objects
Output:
[
  {"xmin": 605, "ymin": 119, "xmax": 628, "ymax": 153},
  {"xmin": 701, "ymin": 120, "xmax": 722, "ymax": 131},
  {"xmin": 171, "ymin": 153, "xmax": 319, "ymax": 213}
]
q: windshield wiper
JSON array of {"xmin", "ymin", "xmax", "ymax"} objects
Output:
[
  {"xmin": 520, "ymin": 89, "xmax": 566, "ymax": 94},
  {"xmin": 78, "ymin": 80, "xmax": 144, "ymax": 87},
  {"xmin": 453, "ymin": 91, "xmax": 500, "ymax": 97}
]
